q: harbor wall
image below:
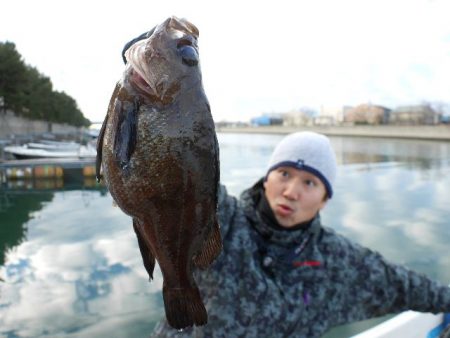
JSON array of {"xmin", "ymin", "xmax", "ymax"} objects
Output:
[
  {"xmin": 0, "ymin": 111, "xmax": 80, "ymax": 139},
  {"xmin": 216, "ymin": 125, "xmax": 450, "ymax": 141}
]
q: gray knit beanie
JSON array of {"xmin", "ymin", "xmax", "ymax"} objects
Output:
[{"xmin": 266, "ymin": 131, "xmax": 337, "ymax": 198}]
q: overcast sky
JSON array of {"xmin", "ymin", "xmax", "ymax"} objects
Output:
[{"xmin": 1, "ymin": 0, "xmax": 449, "ymax": 123}]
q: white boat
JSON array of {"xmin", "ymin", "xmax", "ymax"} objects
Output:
[
  {"xmin": 351, "ymin": 311, "xmax": 450, "ymax": 338},
  {"xmin": 4, "ymin": 142, "xmax": 96, "ymax": 159},
  {"xmin": 26, "ymin": 141, "xmax": 81, "ymax": 151}
]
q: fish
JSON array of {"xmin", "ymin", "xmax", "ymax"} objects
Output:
[{"xmin": 96, "ymin": 16, "xmax": 222, "ymax": 329}]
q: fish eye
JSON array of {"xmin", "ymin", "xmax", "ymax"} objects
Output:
[{"xmin": 179, "ymin": 45, "xmax": 199, "ymax": 66}]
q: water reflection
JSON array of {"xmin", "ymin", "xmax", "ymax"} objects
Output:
[
  {"xmin": 0, "ymin": 173, "xmax": 166, "ymax": 337},
  {"xmin": 1, "ymin": 134, "xmax": 450, "ymax": 338},
  {"xmin": 0, "ymin": 191, "xmax": 53, "ymax": 267},
  {"xmin": 0, "ymin": 186, "xmax": 164, "ymax": 337}
]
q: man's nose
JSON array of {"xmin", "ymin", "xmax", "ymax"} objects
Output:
[{"xmin": 283, "ymin": 181, "xmax": 300, "ymax": 200}]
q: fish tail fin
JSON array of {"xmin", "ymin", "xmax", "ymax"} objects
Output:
[
  {"xmin": 162, "ymin": 285, "xmax": 207, "ymax": 329},
  {"xmin": 193, "ymin": 220, "xmax": 222, "ymax": 269}
]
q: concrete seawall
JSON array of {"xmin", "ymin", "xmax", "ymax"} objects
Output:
[
  {"xmin": 216, "ymin": 125, "xmax": 450, "ymax": 141},
  {"xmin": 0, "ymin": 112, "xmax": 80, "ymax": 139}
]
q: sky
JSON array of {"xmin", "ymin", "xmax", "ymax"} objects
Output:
[{"xmin": 1, "ymin": 0, "xmax": 450, "ymax": 123}]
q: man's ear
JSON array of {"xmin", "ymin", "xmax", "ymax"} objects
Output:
[{"xmin": 320, "ymin": 195, "xmax": 329, "ymax": 210}]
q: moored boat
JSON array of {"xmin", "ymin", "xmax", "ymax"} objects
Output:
[
  {"xmin": 4, "ymin": 142, "xmax": 96, "ymax": 159},
  {"xmin": 26, "ymin": 141, "xmax": 81, "ymax": 151}
]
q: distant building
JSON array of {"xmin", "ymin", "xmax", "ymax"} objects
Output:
[
  {"xmin": 389, "ymin": 105, "xmax": 440, "ymax": 125},
  {"xmin": 344, "ymin": 104, "xmax": 391, "ymax": 125},
  {"xmin": 316, "ymin": 105, "xmax": 352, "ymax": 125},
  {"xmin": 250, "ymin": 115, "xmax": 283, "ymax": 126},
  {"xmin": 313, "ymin": 115, "xmax": 335, "ymax": 126},
  {"xmin": 441, "ymin": 115, "xmax": 450, "ymax": 124},
  {"xmin": 282, "ymin": 108, "xmax": 316, "ymax": 127},
  {"xmin": 215, "ymin": 121, "xmax": 249, "ymax": 128}
]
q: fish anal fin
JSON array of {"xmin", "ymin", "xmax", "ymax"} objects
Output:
[
  {"xmin": 114, "ymin": 97, "xmax": 139, "ymax": 170},
  {"xmin": 193, "ymin": 220, "xmax": 222, "ymax": 269},
  {"xmin": 133, "ymin": 219, "xmax": 155, "ymax": 280},
  {"xmin": 162, "ymin": 285, "xmax": 207, "ymax": 329}
]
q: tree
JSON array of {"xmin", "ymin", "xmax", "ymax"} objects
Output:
[
  {"xmin": 22, "ymin": 66, "xmax": 53, "ymax": 119},
  {"xmin": 0, "ymin": 41, "xmax": 29, "ymax": 113},
  {"xmin": 50, "ymin": 91, "xmax": 90, "ymax": 127},
  {"xmin": 0, "ymin": 41, "xmax": 90, "ymax": 127}
]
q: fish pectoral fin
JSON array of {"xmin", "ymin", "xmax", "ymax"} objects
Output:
[
  {"xmin": 162, "ymin": 285, "xmax": 207, "ymax": 329},
  {"xmin": 114, "ymin": 97, "xmax": 139, "ymax": 170},
  {"xmin": 193, "ymin": 219, "xmax": 222, "ymax": 269},
  {"xmin": 95, "ymin": 113, "xmax": 109, "ymax": 182},
  {"xmin": 133, "ymin": 219, "xmax": 155, "ymax": 281}
]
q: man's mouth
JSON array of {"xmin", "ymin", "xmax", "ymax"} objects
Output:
[{"xmin": 275, "ymin": 203, "xmax": 294, "ymax": 217}]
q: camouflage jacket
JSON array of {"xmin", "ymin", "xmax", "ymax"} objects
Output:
[{"xmin": 151, "ymin": 179, "xmax": 450, "ymax": 338}]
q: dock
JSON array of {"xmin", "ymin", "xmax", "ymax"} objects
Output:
[{"xmin": 0, "ymin": 158, "xmax": 96, "ymax": 180}]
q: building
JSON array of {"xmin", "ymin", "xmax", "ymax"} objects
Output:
[
  {"xmin": 250, "ymin": 115, "xmax": 283, "ymax": 126},
  {"xmin": 315, "ymin": 105, "xmax": 353, "ymax": 125},
  {"xmin": 344, "ymin": 104, "xmax": 391, "ymax": 125},
  {"xmin": 389, "ymin": 105, "xmax": 440, "ymax": 125},
  {"xmin": 282, "ymin": 108, "xmax": 316, "ymax": 127}
]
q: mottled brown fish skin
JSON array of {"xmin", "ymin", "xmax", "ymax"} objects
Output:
[{"xmin": 97, "ymin": 17, "xmax": 221, "ymax": 329}]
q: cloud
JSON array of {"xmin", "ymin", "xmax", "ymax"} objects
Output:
[{"xmin": 2, "ymin": 0, "xmax": 450, "ymax": 122}]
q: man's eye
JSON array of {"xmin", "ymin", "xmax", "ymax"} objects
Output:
[
  {"xmin": 305, "ymin": 179, "xmax": 316, "ymax": 187},
  {"xmin": 279, "ymin": 170, "xmax": 289, "ymax": 177}
]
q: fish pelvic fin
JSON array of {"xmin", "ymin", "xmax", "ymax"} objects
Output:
[
  {"xmin": 162, "ymin": 285, "xmax": 207, "ymax": 329},
  {"xmin": 193, "ymin": 219, "xmax": 222, "ymax": 269},
  {"xmin": 133, "ymin": 219, "xmax": 155, "ymax": 280}
]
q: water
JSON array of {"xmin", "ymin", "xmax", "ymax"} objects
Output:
[{"xmin": 1, "ymin": 133, "xmax": 450, "ymax": 338}]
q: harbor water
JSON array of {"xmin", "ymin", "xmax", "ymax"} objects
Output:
[{"xmin": 1, "ymin": 133, "xmax": 450, "ymax": 337}]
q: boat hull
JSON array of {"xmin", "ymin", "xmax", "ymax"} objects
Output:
[{"xmin": 351, "ymin": 311, "xmax": 450, "ymax": 338}]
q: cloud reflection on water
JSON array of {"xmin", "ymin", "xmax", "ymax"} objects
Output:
[
  {"xmin": 0, "ymin": 190, "xmax": 163, "ymax": 337},
  {"xmin": 323, "ymin": 157, "xmax": 450, "ymax": 284}
]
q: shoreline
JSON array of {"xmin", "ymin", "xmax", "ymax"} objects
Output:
[{"xmin": 216, "ymin": 125, "xmax": 450, "ymax": 141}]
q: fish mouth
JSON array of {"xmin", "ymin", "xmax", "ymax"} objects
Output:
[{"xmin": 177, "ymin": 39, "xmax": 199, "ymax": 67}]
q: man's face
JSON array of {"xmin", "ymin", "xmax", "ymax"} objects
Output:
[{"xmin": 263, "ymin": 166, "xmax": 328, "ymax": 228}]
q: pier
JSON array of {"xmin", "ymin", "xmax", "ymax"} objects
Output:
[{"xmin": 0, "ymin": 158, "xmax": 96, "ymax": 181}]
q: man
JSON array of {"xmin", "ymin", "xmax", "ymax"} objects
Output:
[{"xmin": 148, "ymin": 131, "xmax": 450, "ymax": 337}]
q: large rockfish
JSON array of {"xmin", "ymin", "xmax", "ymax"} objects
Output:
[{"xmin": 96, "ymin": 16, "xmax": 221, "ymax": 329}]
